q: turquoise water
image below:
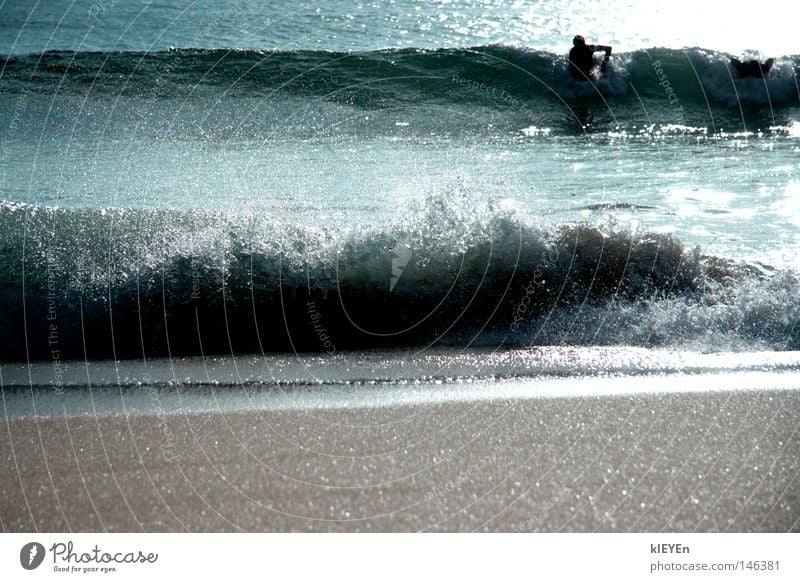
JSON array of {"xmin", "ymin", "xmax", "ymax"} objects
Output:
[{"xmin": 1, "ymin": 1, "xmax": 799, "ymax": 361}]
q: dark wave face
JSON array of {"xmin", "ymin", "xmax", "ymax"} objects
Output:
[
  {"xmin": 2, "ymin": 46, "xmax": 799, "ymax": 134},
  {"xmin": 2, "ymin": 199, "xmax": 798, "ymax": 362}
]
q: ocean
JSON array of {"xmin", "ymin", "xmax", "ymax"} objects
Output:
[{"xmin": 1, "ymin": 0, "xmax": 799, "ymax": 532}]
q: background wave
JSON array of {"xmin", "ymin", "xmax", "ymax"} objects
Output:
[
  {"xmin": 3, "ymin": 46, "xmax": 798, "ymax": 104},
  {"xmin": 2, "ymin": 46, "xmax": 797, "ymax": 140}
]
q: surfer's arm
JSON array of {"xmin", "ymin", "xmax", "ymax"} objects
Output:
[
  {"xmin": 595, "ymin": 45, "xmax": 612, "ymax": 59},
  {"xmin": 596, "ymin": 45, "xmax": 612, "ymax": 74}
]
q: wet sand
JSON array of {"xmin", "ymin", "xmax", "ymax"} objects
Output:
[{"xmin": 2, "ymin": 376, "xmax": 799, "ymax": 532}]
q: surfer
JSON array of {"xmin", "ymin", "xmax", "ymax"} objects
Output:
[
  {"xmin": 568, "ymin": 35, "xmax": 612, "ymax": 81},
  {"xmin": 730, "ymin": 57, "xmax": 774, "ymax": 79}
]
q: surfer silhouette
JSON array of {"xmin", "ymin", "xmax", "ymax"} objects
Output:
[
  {"xmin": 568, "ymin": 35, "xmax": 612, "ymax": 81},
  {"xmin": 730, "ymin": 57, "xmax": 774, "ymax": 79}
]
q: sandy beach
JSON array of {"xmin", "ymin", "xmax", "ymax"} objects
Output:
[{"xmin": 2, "ymin": 371, "xmax": 798, "ymax": 532}]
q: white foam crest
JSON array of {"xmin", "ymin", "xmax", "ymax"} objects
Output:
[{"xmin": 700, "ymin": 55, "xmax": 799, "ymax": 105}]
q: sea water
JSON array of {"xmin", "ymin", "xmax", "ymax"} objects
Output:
[{"xmin": 1, "ymin": 1, "xmax": 799, "ymax": 375}]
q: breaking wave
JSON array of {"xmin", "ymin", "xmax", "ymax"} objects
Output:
[{"xmin": 2, "ymin": 195, "xmax": 798, "ymax": 362}]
